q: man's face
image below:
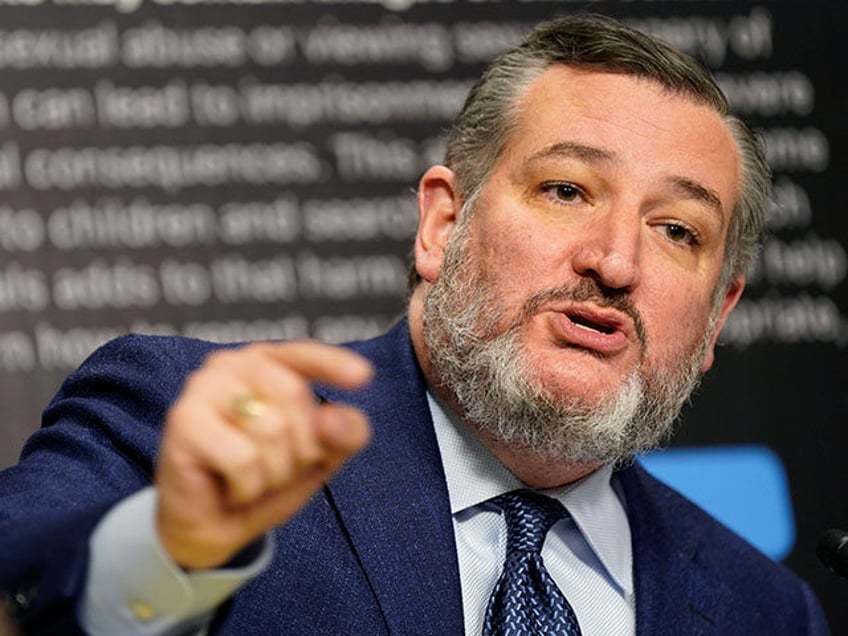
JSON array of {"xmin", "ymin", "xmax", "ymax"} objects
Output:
[{"xmin": 418, "ymin": 66, "xmax": 745, "ymax": 464}]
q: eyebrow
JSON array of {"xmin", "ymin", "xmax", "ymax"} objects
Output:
[
  {"xmin": 665, "ymin": 176, "xmax": 725, "ymax": 222},
  {"xmin": 527, "ymin": 141, "xmax": 727, "ymax": 221},
  {"xmin": 527, "ymin": 141, "xmax": 616, "ymax": 165}
]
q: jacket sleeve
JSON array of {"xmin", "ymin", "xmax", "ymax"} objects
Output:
[{"xmin": 0, "ymin": 334, "xmax": 217, "ymax": 634}]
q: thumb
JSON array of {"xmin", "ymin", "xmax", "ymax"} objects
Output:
[{"xmin": 314, "ymin": 404, "xmax": 371, "ymax": 467}]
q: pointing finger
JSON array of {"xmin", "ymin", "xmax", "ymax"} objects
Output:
[{"xmin": 257, "ymin": 341, "xmax": 374, "ymax": 389}]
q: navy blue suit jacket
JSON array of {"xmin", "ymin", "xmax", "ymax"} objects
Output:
[{"xmin": 0, "ymin": 319, "xmax": 829, "ymax": 634}]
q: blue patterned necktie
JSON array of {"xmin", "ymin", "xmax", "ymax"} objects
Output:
[{"xmin": 482, "ymin": 490, "xmax": 582, "ymax": 636}]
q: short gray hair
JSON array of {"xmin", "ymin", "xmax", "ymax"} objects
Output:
[{"xmin": 410, "ymin": 14, "xmax": 769, "ymax": 292}]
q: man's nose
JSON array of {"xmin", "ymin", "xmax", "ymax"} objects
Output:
[{"xmin": 570, "ymin": 209, "xmax": 641, "ymax": 292}]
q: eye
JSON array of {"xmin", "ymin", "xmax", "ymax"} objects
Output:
[
  {"xmin": 540, "ymin": 182, "xmax": 585, "ymax": 204},
  {"xmin": 660, "ymin": 222, "xmax": 700, "ymax": 247}
]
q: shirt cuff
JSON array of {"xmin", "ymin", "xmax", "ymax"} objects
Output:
[{"xmin": 80, "ymin": 487, "xmax": 273, "ymax": 635}]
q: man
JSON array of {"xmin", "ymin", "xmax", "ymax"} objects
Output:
[{"xmin": 0, "ymin": 14, "xmax": 830, "ymax": 635}]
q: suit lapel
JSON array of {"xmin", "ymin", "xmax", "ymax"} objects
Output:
[
  {"xmin": 316, "ymin": 320, "xmax": 464, "ymax": 634},
  {"xmin": 619, "ymin": 463, "xmax": 729, "ymax": 635}
]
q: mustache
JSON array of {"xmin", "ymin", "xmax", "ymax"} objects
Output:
[{"xmin": 511, "ymin": 278, "xmax": 647, "ymax": 348}]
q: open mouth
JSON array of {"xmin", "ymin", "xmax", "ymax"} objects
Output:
[
  {"xmin": 551, "ymin": 307, "xmax": 630, "ymax": 355},
  {"xmin": 567, "ymin": 312, "xmax": 616, "ymax": 335}
]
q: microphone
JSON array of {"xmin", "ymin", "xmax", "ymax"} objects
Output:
[{"xmin": 816, "ymin": 529, "xmax": 848, "ymax": 578}]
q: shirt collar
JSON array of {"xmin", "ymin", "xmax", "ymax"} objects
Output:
[{"xmin": 428, "ymin": 390, "xmax": 633, "ymax": 596}]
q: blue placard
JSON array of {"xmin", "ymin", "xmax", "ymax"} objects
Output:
[{"xmin": 639, "ymin": 445, "xmax": 796, "ymax": 560}]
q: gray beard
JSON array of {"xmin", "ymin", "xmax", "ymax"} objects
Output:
[{"xmin": 421, "ymin": 220, "xmax": 716, "ymax": 466}]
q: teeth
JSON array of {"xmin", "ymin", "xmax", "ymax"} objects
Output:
[
  {"xmin": 569, "ymin": 314, "xmax": 614, "ymax": 334},
  {"xmin": 573, "ymin": 321, "xmax": 604, "ymax": 334}
]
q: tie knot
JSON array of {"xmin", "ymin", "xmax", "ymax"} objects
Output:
[{"xmin": 493, "ymin": 490, "xmax": 565, "ymax": 555}]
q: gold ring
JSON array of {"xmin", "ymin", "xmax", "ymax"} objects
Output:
[{"xmin": 231, "ymin": 395, "xmax": 269, "ymax": 423}]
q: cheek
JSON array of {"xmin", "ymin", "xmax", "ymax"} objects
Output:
[
  {"xmin": 476, "ymin": 220, "xmax": 568, "ymax": 285},
  {"xmin": 641, "ymin": 283, "xmax": 714, "ymax": 355}
]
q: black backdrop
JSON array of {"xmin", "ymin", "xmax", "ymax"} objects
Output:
[{"xmin": 0, "ymin": 1, "xmax": 845, "ymax": 631}]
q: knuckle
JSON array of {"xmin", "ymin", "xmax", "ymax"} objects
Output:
[
  {"xmin": 247, "ymin": 412, "xmax": 289, "ymax": 441},
  {"xmin": 228, "ymin": 444, "xmax": 260, "ymax": 474},
  {"xmin": 279, "ymin": 378, "xmax": 313, "ymax": 403}
]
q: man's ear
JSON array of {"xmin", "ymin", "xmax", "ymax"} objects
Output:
[
  {"xmin": 701, "ymin": 273, "xmax": 745, "ymax": 372},
  {"xmin": 415, "ymin": 165, "xmax": 463, "ymax": 283}
]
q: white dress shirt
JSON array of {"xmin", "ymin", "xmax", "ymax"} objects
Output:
[{"xmin": 428, "ymin": 391, "xmax": 636, "ymax": 635}]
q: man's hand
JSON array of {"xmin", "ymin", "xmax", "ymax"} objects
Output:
[{"xmin": 154, "ymin": 341, "xmax": 373, "ymax": 570}]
